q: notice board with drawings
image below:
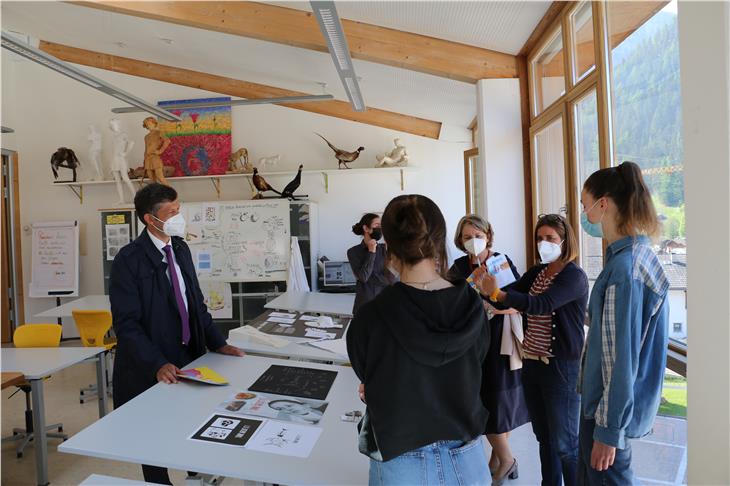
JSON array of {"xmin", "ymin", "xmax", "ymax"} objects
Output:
[
  {"xmin": 100, "ymin": 209, "xmax": 140, "ymax": 294},
  {"xmin": 29, "ymin": 221, "xmax": 80, "ymax": 298},
  {"xmin": 182, "ymin": 200, "xmax": 290, "ymax": 282}
]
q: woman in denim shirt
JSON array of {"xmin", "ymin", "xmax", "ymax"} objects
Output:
[{"xmin": 578, "ymin": 161, "xmax": 669, "ymax": 485}]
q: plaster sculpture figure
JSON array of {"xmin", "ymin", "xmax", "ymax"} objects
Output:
[
  {"xmin": 50, "ymin": 147, "xmax": 80, "ymax": 182},
  {"xmin": 143, "ymin": 117, "xmax": 171, "ymax": 185},
  {"xmin": 87, "ymin": 125, "xmax": 104, "ymax": 180},
  {"xmin": 375, "ymin": 138, "xmax": 408, "ymax": 167},
  {"xmin": 109, "ymin": 118, "xmax": 137, "ymax": 205}
]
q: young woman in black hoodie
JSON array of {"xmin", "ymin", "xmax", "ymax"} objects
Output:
[{"xmin": 347, "ymin": 194, "xmax": 491, "ymax": 485}]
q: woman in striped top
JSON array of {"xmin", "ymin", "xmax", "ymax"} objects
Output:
[{"xmin": 474, "ymin": 214, "xmax": 589, "ymax": 486}]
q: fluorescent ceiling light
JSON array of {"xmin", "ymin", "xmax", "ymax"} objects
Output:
[
  {"xmin": 310, "ymin": 1, "xmax": 366, "ymax": 112},
  {"xmin": 110, "ymin": 94, "xmax": 335, "ymax": 114},
  {"xmin": 1, "ymin": 31, "xmax": 181, "ymax": 122}
]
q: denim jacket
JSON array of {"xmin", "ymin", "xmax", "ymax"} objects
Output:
[{"xmin": 580, "ymin": 236, "xmax": 669, "ymax": 449}]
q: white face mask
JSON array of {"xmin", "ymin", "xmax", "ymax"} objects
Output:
[
  {"xmin": 464, "ymin": 237, "xmax": 487, "ymax": 256},
  {"xmin": 153, "ymin": 213, "xmax": 186, "ymax": 238},
  {"xmin": 537, "ymin": 240, "xmax": 563, "ymax": 264}
]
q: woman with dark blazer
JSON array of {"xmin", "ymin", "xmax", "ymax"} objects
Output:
[
  {"xmin": 347, "ymin": 213, "xmax": 391, "ymax": 315},
  {"xmin": 448, "ymin": 215, "xmax": 529, "ymax": 485},
  {"xmin": 474, "ymin": 214, "xmax": 589, "ymax": 486}
]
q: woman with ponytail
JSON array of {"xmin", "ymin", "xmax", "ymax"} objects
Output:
[
  {"xmin": 347, "ymin": 213, "xmax": 391, "ymax": 315},
  {"xmin": 347, "ymin": 195, "xmax": 491, "ymax": 485},
  {"xmin": 577, "ymin": 161, "xmax": 669, "ymax": 485}
]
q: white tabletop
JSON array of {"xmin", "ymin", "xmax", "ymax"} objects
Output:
[
  {"xmin": 35, "ymin": 295, "xmax": 110, "ymax": 319},
  {"xmin": 265, "ymin": 291, "xmax": 355, "ymax": 317},
  {"xmin": 80, "ymin": 474, "xmax": 154, "ymax": 485},
  {"xmin": 228, "ymin": 328, "xmax": 350, "ymax": 365},
  {"xmin": 59, "ymin": 353, "xmax": 367, "ymax": 485},
  {"xmin": 1, "ymin": 347, "xmax": 105, "ymax": 380}
]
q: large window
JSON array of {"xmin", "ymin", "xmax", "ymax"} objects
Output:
[
  {"xmin": 531, "ymin": 27, "xmax": 566, "ymax": 116},
  {"xmin": 532, "ymin": 116, "xmax": 567, "ymax": 216},
  {"xmin": 572, "ymin": 88, "xmax": 602, "ymax": 281},
  {"xmin": 608, "ymin": 1, "xmax": 686, "ymax": 345},
  {"xmin": 570, "ymin": 1, "xmax": 596, "ymax": 83}
]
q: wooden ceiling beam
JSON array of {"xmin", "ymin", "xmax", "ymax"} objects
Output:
[
  {"xmin": 38, "ymin": 40, "xmax": 442, "ymax": 139},
  {"xmin": 70, "ymin": 1, "xmax": 518, "ymax": 83}
]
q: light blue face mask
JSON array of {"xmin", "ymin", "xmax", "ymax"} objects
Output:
[{"xmin": 580, "ymin": 199, "xmax": 605, "ymax": 238}]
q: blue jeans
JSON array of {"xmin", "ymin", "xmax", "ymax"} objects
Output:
[
  {"xmin": 522, "ymin": 358, "xmax": 581, "ymax": 486},
  {"xmin": 369, "ymin": 437, "xmax": 490, "ymax": 486},
  {"xmin": 578, "ymin": 418, "xmax": 635, "ymax": 485}
]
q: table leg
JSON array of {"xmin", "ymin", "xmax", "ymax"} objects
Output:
[
  {"xmin": 30, "ymin": 379, "xmax": 49, "ymax": 486},
  {"xmin": 96, "ymin": 351, "xmax": 108, "ymax": 418}
]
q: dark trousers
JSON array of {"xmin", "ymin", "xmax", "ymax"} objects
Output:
[
  {"xmin": 142, "ymin": 465, "xmax": 171, "ymax": 485},
  {"xmin": 578, "ymin": 418, "xmax": 635, "ymax": 485},
  {"xmin": 522, "ymin": 358, "xmax": 581, "ymax": 486}
]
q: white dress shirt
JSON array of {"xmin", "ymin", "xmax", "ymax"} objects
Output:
[{"xmin": 148, "ymin": 231, "xmax": 188, "ymax": 311}]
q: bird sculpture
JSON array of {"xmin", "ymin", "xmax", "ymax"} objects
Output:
[
  {"xmin": 315, "ymin": 133, "xmax": 364, "ymax": 169},
  {"xmin": 50, "ymin": 147, "xmax": 80, "ymax": 182},
  {"xmin": 251, "ymin": 168, "xmax": 281, "ymax": 199},
  {"xmin": 281, "ymin": 164, "xmax": 304, "ymax": 200}
]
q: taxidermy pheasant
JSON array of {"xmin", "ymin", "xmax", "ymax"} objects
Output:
[
  {"xmin": 281, "ymin": 164, "xmax": 304, "ymax": 200},
  {"xmin": 50, "ymin": 147, "xmax": 80, "ymax": 182},
  {"xmin": 315, "ymin": 133, "xmax": 364, "ymax": 169},
  {"xmin": 251, "ymin": 168, "xmax": 281, "ymax": 199}
]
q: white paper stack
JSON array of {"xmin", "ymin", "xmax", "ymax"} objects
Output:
[
  {"xmin": 229, "ymin": 326, "xmax": 290, "ymax": 348},
  {"xmin": 305, "ymin": 338, "xmax": 349, "ymax": 358}
]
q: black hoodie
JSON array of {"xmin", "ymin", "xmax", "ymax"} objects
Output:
[{"xmin": 346, "ymin": 280, "xmax": 490, "ymax": 461}]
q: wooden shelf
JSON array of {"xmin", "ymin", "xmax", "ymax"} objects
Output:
[{"xmin": 53, "ymin": 166, "xmax": 414, "ymax": 203}]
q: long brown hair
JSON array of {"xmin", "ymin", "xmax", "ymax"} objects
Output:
[
  {"xmin": 381, "ymin": 194, "xmax": 448, "ymax": 277},
  {"xmin": 583, "ymin": 161, "xmax": 660, "ymax": 238}
]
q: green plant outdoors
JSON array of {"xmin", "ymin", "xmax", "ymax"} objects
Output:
[{"xmin": 659, "ymin": 373, "xmax": 687, "ymax": 418}]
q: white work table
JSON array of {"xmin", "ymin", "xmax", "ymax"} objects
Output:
[
  {"xmin": 60, "ymin": 353, "xmax": 368, "ymax": 485},
  {"xmin": 34, "ymin": 295, "xmax": 110, "ymax": 319},
  {"xmin": 265, "ymin": 291, "xmax": 355, "ymax": 317},
  {"xmin": 80, "ymin": 474, "xmax": 154, "ymax": 485},
  {"xmin": 1, "ymin": 347, "xmax": 108, "ymax": 486}
]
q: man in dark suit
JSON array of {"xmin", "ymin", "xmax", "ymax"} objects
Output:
[{"xmin": 110, "ymin": 183, "xmax": 244, "ymax": 484}]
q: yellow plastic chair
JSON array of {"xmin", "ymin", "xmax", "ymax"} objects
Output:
[
  {"xmin": 2, "ymin": 324, "xmax": 67, "ymax": 458},
  {"xmin": 72, "ymin": 310, "xmax": 116, "ymax": 404}
]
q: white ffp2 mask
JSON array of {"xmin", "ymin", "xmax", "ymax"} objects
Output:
[
  {"xmin": 154, "ymin": 213, "xmax": 186, "ymax": 238},
  {"xmin": 537, "ymin": 240, "xmax": 562, "ymax": 264},
  {"xmin": 464, "ymin": 237, "xmax": 487, "ymax": 256}
]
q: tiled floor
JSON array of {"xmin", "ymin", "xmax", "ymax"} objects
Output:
[{"xmin": 1, "ymin": 360, "xmax": 687, "ymax": 485}]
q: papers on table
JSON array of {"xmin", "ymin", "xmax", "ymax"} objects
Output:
[
  {"xmin": 189, "ymin": 413, "xmax": 322, "ymax": 458},
  {"xmin": 176, "ymin": 367, "xmax": 229, "ymax": 385},
  {"xmin": 269, "ymin": 312, "xmax": 297, "ymax": 319},
  {"xmin": 228, "ymin": 326, "xmax": 290, "ymax": 348},
  {"xmin": 305, "ymin": 338, "xmax": 348, "ymax": 358},
  {"xmin": 304, "ymin": 329, "xmax": 336, "ymax": 340},
  {"xmin": 218, "ymin": 390, "xmax": 329, "ymax": 425},
  {"xmin": 266, "ymin": 317, "xmax": 297, "ymax": 325}
]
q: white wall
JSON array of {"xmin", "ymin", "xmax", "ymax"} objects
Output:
[
  {"xmin": 678, "ymin": 2, "xmax": 730, "ymax": 484},
  {"xmin": 1, "ymin": 56, "xmax": 477, "ymax": 323},
  {"xmin": 476, "ymin": 79, "xmax": 527, "ymax": 272}
]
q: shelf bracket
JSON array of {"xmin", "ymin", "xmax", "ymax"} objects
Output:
[
  {"xmin": 67, "ymin": 184, "xmax": 83, "ymax": 204},
  {"xmin": 211, "ymin": 177, "xmax": 222, "ymax": 199},
  {"xmin": 400, "ymin": 168, "xmax": 405, "ymax": 191},
  {"xmin": 322, "ymin": 172, "xmax": 329, "ymax": 193}
]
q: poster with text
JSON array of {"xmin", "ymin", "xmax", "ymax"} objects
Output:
[{"xmin": 189, "ymin": 414, "xmax": 261, "ymax": 447}]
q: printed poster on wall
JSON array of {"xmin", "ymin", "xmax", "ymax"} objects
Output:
[{"xmin": 199, "ymin": 281, "xmax": 233, "ymax": 319}]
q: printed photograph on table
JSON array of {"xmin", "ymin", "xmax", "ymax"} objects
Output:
[
  {"xmin": 190, "ymin": 414, "xmax": 262, "ymax": 447},
  {"xmin": 246, "ymin": 420, "xmax": 323, "ymax": 458},
  {"xmin": 218, "ymin": 391, "xmax": 329, "ymax": 424},
  {"xmin": 156, "ymin": 97, "xmax": 232, "ymax": 176}
]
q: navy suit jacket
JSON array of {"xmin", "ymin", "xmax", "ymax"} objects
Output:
[{"xmin": 110, "ymin": 229, "xmax": 227, "ymax": 406}]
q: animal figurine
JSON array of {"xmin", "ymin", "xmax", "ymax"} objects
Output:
[
  {"xmin": 227, "ymin": 148, "xmax": 252, "ymax": 173},
  {"xmin": 251, "ymin": 168, "xmax": 281, "ymax": 199},
  {"xmin": 258, "ymin": 155, "xmax": 281, "ymax": 170},
  {"xmin": 50, "ymin": 147, "xmax": 80, "ymax": 182},
  {"xmin": 128, "ymin": 166, "xmax": 175, "ymax": 180},
  {"xmin": 281, "ymin": 164, "xmax": 304, "ymax": 200},
  {"xmin": 376, "ymin": 138, "xmax": 408, "ymax": 167},
  {"xmin": 315, "ymin": 133, "xmax": 364, "ymax": 169}
]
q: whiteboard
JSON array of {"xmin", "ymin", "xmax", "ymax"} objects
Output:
[
  {"xmin": 29, "ymin": 221, "xmax": 80, "ymax": 298},
  {"xmin": 182, "ymin": 200, "xmax": 290, "ymax": 282}
]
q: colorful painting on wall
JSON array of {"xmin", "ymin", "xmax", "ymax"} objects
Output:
[{"xmin": 157, "ymin": 97, "xmax": 232, "ymax": 176}]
